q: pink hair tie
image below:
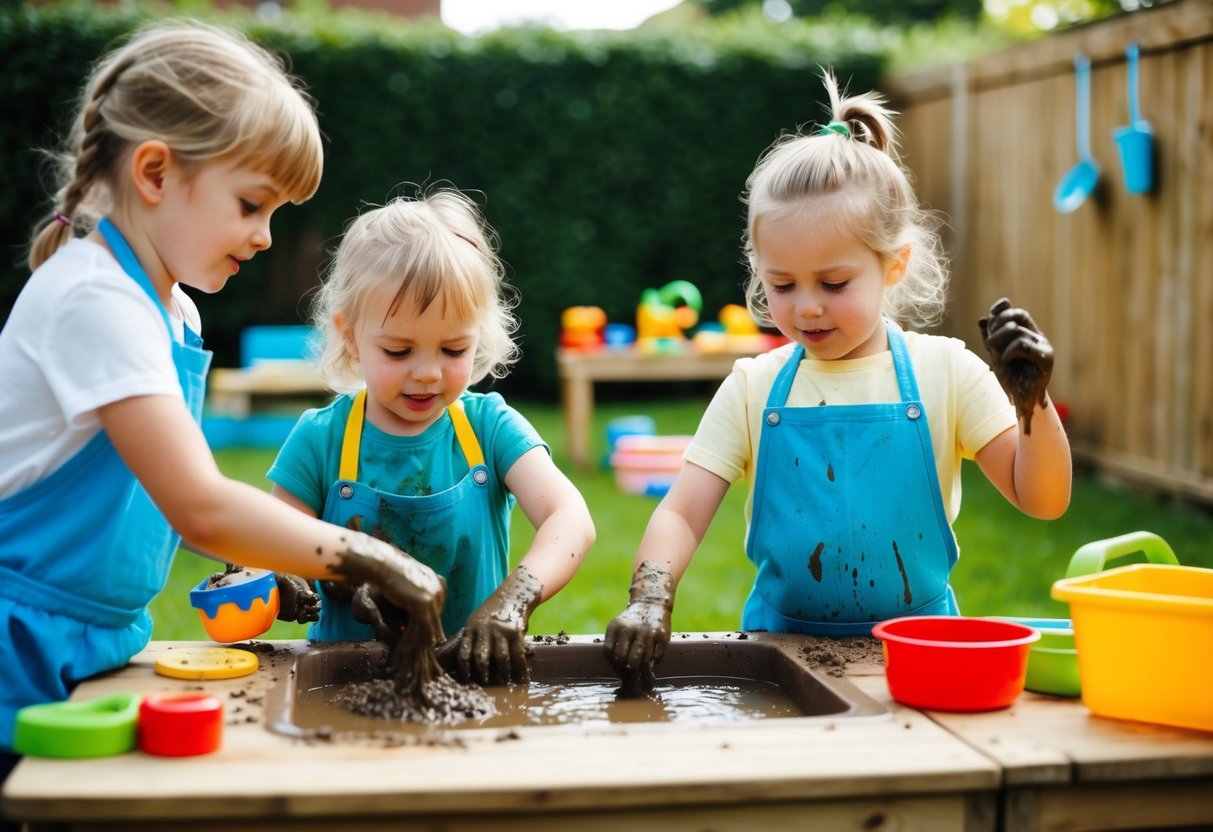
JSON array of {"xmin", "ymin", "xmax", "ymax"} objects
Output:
[{"xmin": 53, "ymin": 212, "xmax": 71, "ymax": 227}]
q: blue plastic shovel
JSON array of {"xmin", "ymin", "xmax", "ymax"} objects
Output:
[
  {"xmin": 1113, "ymin": 42, "xmax": 1154, "ymax": 194},
  {"xmin": 1053, "ymin": 54, "xmax": 1099, "ymax": 213}
]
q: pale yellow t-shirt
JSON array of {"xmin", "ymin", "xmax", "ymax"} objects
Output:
[{"xmin": 684, "ymin": 329, "xmax": 1016, "ymax": 540}]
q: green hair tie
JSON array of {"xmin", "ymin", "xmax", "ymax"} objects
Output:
[{"xmin": 820, "ymin": 121, "xmax": 851, "ymax": 138}]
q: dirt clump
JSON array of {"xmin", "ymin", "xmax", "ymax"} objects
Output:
[{"xmin": 798, "ymin": 636, "xmax": 884, "ymax": 677}]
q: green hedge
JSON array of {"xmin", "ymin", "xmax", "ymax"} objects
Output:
[{"xmin": 0, "ymin": 4, "xmax": 885, "ymax": 396}]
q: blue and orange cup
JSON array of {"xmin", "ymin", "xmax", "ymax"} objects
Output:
[{"xmin": 189, "ymin": 568, "xmax": 279, "ymax": 643}]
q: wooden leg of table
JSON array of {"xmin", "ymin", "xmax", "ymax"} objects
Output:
[{"xmin": 562, "ymin": 375, "xmax": 593, "ymax": 472}]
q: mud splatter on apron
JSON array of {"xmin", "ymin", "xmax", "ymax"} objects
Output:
[
  {"xmin": 309, "ymin": 390, "xmax": 500, "ymax": 641},
  {"xmin": 742, "ymin": 320, "xmax": 958, "ymax": 637}
]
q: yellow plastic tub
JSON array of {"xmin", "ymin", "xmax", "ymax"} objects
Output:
[{"xmin": 1052, "ymin": 562, "xmax": 1213, "ymax": 732}]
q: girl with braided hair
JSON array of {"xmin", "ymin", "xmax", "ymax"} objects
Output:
[
  {"xmin": 604, "ymin": 70, "xmax": 1072, "ymax": 696},
  {"xmin": 0, "ymin": 20, "xmax": 446, "ymax": 768}
]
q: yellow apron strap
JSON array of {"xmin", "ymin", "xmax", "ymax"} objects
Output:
[
  {"xmin": 340, "ymin": 391, "xmax": 484, "ymax": 479},
  {"xmin": 338, "ymin": 390, "xmax": 366, "ymax": 482},
  {"xmin": 449, "ymin": 399, "xmax": 486, "ymax": 469}
]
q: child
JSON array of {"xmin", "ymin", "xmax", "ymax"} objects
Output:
[
  {"xmin": 0, "ymin": 21, "xmax": 446, "ymax": 761},
  {"xmin": 268, "ymin": 188, "xmax": 596, "ymax": 685},
  {"xmin": 603, "ymin": 72, "xmax": 1072, "ymax": 694}
]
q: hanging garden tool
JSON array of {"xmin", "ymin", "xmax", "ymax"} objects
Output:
[
  {"xmin": 1112, "ymin": 42, "xmax": 1154, "ymax": 194},
  {"xmin": 1053, "ymin": 54, "xmax": 1099, "ymax": 213}
]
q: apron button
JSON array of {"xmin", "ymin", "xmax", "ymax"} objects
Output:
[
  {"xmin": 766, "ymin": 412, "xmax": 781, "ymax": 426},
  {"xmin": 339, "ymin": 484, "xmax": 354, "ymax": 498},
  {"xmin": 473, "ymin": 469, "xmax": 489, "ymax": 485},
  {"xmin": 906, "ymin": 404, "xmax": 921, "ymax": 420}
]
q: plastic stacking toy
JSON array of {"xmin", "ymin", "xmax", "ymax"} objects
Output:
[
  {"xmin": 190, "ymin": 567, "xmax": 279, "ymax": 643},
  {"xmin": 13, "ymin": 692, "xmax": 142, "ymax": 758},
  {"xmin": 154, "ymin": 646, "xmax": 259, "ymax": 680},
  {"xmin": 139, "ymin": 693, "xmax": 224, "ymax": 757}
]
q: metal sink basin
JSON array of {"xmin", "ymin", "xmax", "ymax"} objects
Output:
[{"xmin": 265, "ymin": 632, "xmax": 889, "ymax": 740}]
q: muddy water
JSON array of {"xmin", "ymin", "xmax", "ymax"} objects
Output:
[{"xmin": 296, "ymin": 675, "xmax": 804, "ymax": 734}]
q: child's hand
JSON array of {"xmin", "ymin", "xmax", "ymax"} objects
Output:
[
  {"xmin": 329, "ymin": 533, "xmax": 446, "ymax": 646},
  {"xmin": 351, "ymin": 583, "xmax": 410, "ymax": 645},
  {"xmin": 603, "ymin": 561, "xmax": 673, "ymax": 698},
  {"xmin": 443, "ymin": 565, "xmax": 542, "ymax": 685},
  {"xmin": 978, "ymin": 297, "xmax": 1054, "ymax": 435},
  {"xmin": 275, "ymin": 573, "xmax": 320, "ymax": 623}
]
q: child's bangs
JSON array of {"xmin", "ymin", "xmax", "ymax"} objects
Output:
[
  {"xmin": 232, "ymin": 90, "xmax": 322, "ymax": 203},
  {"xmin": 775, "ymin": 187, "xmax": 888, "ymax": 251},
  {"xmin": 388, "ymin": 239, "xmax": 486, "ymax": 324}
]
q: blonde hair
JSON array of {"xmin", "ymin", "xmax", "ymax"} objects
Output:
[
  {"xmin": 742, "ymin": 70, "xmax": 948, "ymax": 328},
  {"xmin": 29, "ymin": 20, "xmax": 323, "ymax": 269},
  {"xmin": 313, "ymin": 187, "xmax": 520, "ymax": 392}
]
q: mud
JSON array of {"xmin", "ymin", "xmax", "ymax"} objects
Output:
[
  {"xmin": 797, "ymin": 636, "xmax": 884, "ymax": 677},
  {"xmin": 205, "ymin": 563, "xmax": 263, "ymax": 589},
  {"xmin": 335, "ymin": 674, "xmax": 495, "ymax": 725},
  {"xmin": 267, "ymin": 634, "xmax": 890, "ymax": 742}
]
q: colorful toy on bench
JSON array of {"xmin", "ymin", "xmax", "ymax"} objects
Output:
[
  {"xmin": 637, "ymin": 280, "xmax": 702, "ymax": 352},
  {"xmin": 693, "ymin": 303, "xmax": 771, "ymax": 354},
  {"xmin": 560, "ymin": 306, "xmax": 607, "ymax": 349}
]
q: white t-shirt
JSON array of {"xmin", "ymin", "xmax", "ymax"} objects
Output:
[
  {"xmin": 685, "ymin": 330, "xmax": 1016, "ymax": 536},
  {"xmin": 0, "ymin": 238, "xmax": 200, "ymax": 496}
]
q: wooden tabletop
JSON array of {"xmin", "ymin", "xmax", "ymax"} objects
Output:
[
  {"xmin": 3, "ymin": 638, "xmax": 996, "ymax": 827},
  {"xmin": 4, "ymin": 637, "xmax": 1212, "ymax": 831}
]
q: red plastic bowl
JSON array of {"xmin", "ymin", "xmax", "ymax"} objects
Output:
[
  {"xmin": 872, "ymin": 616, "xmax": 1040, "ymax": 712},
  {"xmin": 138, "ymin": 693, "xmax": 224, "ymax": 757}
]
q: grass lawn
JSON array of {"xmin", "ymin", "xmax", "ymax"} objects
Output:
[{"xmin": 150, "ymin": 396, "xmax": 1213, "ymax": 641}]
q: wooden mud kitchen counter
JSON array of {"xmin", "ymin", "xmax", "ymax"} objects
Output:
[{"xmin": 4, "ymin": 637, "xmax": 1212, "ymax": 832}]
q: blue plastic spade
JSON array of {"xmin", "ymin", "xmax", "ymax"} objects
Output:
[{"xmin": 1054, "ymin": 54, "xmax": 1099, "ymax": 213}]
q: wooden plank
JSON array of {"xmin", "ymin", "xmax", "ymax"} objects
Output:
[
  {"xmin": 1007, "ymin": 778, "xmax": 1213, "ymax": 832},
  {"xmin": 3, "ymin": 641, "xmax": 999, "ymax": 827},
  {"xmin": 928, "ymin": 690, "xmax": 1213, "ymax": 786},
  {"xmin": 1192, "ymin": 46, "xmax": 1213, "ymax": 480},
  {"xmin": 32, "ymin": 794, "xmax": 980, "ymax": 832}
]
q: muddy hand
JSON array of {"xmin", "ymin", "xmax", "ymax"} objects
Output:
[
  {"xmin": 329, "ymin": 533, "xmax": 445, "ymax": 647},
  {"xmin": 448, "ymin": 565, "xmax": 543, "ymax": 685},
  {"xmin": 978, "ymin": 297, "xmax": 1054, "ymax": 435},
  {"xmin": 603, "ymin": 561, "xmax": 673, "ymax": 698},
  {"xmin": 350, "ymin": 584, "xmax": 411, "ymax": 646},
  {"xmin": 275, "ymin": 573, "xmax": 320, "ymax": 623}
]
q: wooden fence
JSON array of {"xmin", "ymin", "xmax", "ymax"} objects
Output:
[{"xmin": 886, "ymin": 0, "xmax": 1213, "ymax": 503}]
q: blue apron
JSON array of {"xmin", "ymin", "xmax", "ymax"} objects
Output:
[
  {"xmin": 741, "ymin": 320, "xmax": 959, "ymax": 637},
  {"xmin": 0, "ymin": 219, "xmax": 210, "ymax": 749},
  {"xmin": 308, "ymin": 389, "xmax": 502, "ymax": 642}
]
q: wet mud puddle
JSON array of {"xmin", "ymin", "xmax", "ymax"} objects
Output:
[
  {"xmin": 297, "ymin": 674, "xmax": 802, "ymax": 734},
  {"xmin": 265, "ymin": 636, "xmax": 889, "ymax": 740}
]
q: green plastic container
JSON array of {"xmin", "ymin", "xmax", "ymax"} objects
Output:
[
  {"xmin": 13, "ymin": 692, "xmax": 142, "ymax": 758},
  {"xmin": 1002, "ymin": 531, "xmax": 1178, "ymax": 697}
]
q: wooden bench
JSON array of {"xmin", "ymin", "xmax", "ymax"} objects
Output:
[
  {"xmin": 556, "ymin": 343, "xmax": 767, "ymax": 471},
  {"xmin": 207, "ymin": 325, "xmax": 330, "ymax": 418}
]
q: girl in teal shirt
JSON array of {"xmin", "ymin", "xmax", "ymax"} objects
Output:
[{"xmin": 270, "ymin": 189, "xmax": 595, "ymax": 685}]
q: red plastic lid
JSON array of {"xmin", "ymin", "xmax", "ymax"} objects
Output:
[{"xmin": 138, "ymin": 693, "xmax": 224, "ymax": 757}]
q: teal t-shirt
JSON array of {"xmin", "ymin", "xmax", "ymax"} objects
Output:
[{"xmin": 268, "ymin": 390, "xmax": 546, "ymax": 588}]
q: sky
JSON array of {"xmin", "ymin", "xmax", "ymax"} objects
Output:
[{"xmin": 441, "ymin": 0, "xmax": 685, "ymax": 35}]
